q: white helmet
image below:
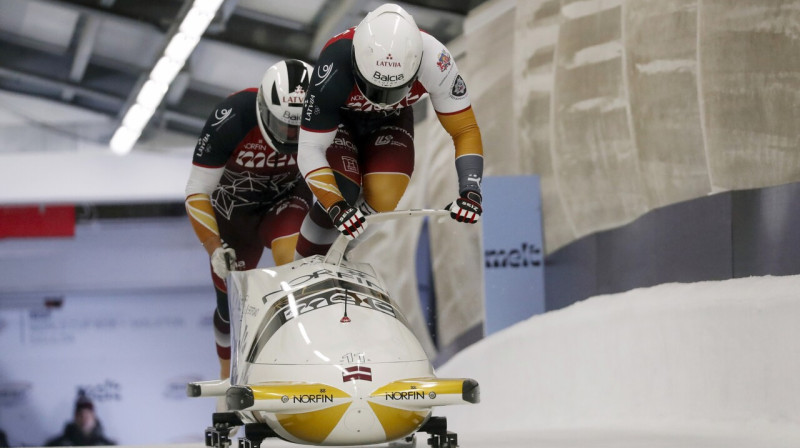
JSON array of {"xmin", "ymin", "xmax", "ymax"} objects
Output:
[
  {"xmin": 256, "ymin": 59, "xmax": 313, "ymax": 154},
  {"xmin": 352, "ymin": 4, "xmax": 423, "ymax": 107}
]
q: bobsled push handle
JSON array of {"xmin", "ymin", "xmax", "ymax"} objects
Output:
[{"xmin": 324, "ymin": 209, "xmax": 451, "ymax": 265}]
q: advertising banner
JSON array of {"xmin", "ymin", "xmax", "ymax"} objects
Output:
[
  {"xmin": 481, "ymin": 175, "xmax": 545, "ymax": 335},
  {"xmin": 0, "ymin": 292, "xmax": 218, "ymax": 446}
]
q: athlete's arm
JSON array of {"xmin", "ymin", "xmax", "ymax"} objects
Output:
[
  {"xmin": 297, "ymin": 35, "xmax": 357, "ymax": 211},
  {"xmin": 420, "ymin": 34, "xmax": 484, "ymax": 197},
  {"xmin": 417, "ymin": 35, "xmax": 484, "ymax": 223},
  {"xmin": 185, "ymin": 90, "xmax": 255, "ymax": 255},
  {"xmin": 437, "ymin": 107, "xmax": 483, "ymax": 195}
]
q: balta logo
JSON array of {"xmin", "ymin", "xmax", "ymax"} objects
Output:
[{"xmin": 485, "ymin": 242, "xmax": 542, "ymax": 268}]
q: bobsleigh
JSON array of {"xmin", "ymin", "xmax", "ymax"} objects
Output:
[{"xmin": 188, "ymin": 210, "xmax": 479, "ymax": 448}]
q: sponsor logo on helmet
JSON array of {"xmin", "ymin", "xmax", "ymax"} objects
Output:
[
  {"xmin": 283, "ymin": 110, "xmax": 301, "ymax": 123},
  {"xmin": 450, "ymin": 75, "xmax": 467, "ymax": 98},
  {"xmin": 373, "ymin": 71, "xmax": 404, "ymax": 83},
  {"xmin": 376, "ymin": 53, "xmax": 402, "ymax": 67},
  {"xmin": 282, "ymin": 85, "xmax": 305, "ymax": 106},
  {"xmin": 437, "ymin": 49, "xmax": 451, "ymax": 72}
]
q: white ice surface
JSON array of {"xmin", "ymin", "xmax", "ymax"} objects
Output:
[{"xmin": 434, "ymin": 274, "xmax": 800, "ymax": 447}]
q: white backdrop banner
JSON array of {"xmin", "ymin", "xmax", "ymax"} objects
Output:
[
  {"xmin": 0, "ymin": 291, "xmax": 218, "ymax": 446},
  {"xmin": 481, "ymin": 175, "xmax": 545, "ymax": 335}
]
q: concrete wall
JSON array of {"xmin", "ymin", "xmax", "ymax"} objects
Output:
[{"xmin": 545, "ymin": 181, "xmax": 800, "ymax": 311}]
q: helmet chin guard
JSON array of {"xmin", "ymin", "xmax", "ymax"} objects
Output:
[
  {"xmin": 352, "ymin": 4, "xmax": 423, "ymax": 108},
  {"xmin": 256, "ymin": 59, "xmax": 313, "ymax": 154}
]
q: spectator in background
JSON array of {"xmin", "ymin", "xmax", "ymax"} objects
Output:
[
  {"xmin": 0, "ymin": 427, "xmax": 8, "ymax": 448},
  {"xmin": 46, "ymin": 391, "xmax": 115, "ymax": 446}
]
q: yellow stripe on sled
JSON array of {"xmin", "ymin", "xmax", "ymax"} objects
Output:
[
  {"xmin": 250, "ymin": 383, "xmax": 350, "ymax": 401},
  {"xmin": 277, "ymin": 402, "xmax": 351, "ymax": 444},
  {"xmin": 367, "ymin": 402, "xmax": 428, "ymax": 441},
  {"xmin": 370, "ymin": 378, "xmax": 465, "ymax": 397}
]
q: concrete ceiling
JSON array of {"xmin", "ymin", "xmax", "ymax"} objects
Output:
[{"xmin": 0, "ymin": 0, "xmax": 488, "ymax": 148}]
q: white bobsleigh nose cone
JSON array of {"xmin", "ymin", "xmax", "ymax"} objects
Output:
[{"xmin": 344, "ymin": 404, "xmax": 378, "ymax": 433}]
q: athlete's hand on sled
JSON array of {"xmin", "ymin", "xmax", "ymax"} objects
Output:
[
  {"xmin": 211, "ymin": 243, "xmax": 237, "ymax": 279},
  {"xmin": 446, "ymin": 190, "xmax": 482, "ymax": 224},
  {"xmin": 328, "ymin": 200, "xmax": 367, "ymax": 240}
]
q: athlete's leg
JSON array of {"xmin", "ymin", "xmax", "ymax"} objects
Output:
[
  {"xmin": 259, "ymin": 182, "xmax": 312, "ymax": 265},
  {"xmin": 211, "ymin": 207, "xmax": 264, "ymax": 379},
  {"xmin": 295, "ymin": 126, "xmax": 362, "ymax": 259},
  {"xmin": 361, "ymin": 108, "xmax": 415, "ymax": 213}
]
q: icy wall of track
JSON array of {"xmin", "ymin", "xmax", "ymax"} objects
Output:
[
  {"xmin": 437, "ymin": 274, "xmax": 800, "ymax": 439},
  {"xmin": 414, "ymin": 0, "xmax": 800, "ymax": 359},
  {"xmin": 413, "ymin": 0, "xmax": 800, "ymax": 256}
]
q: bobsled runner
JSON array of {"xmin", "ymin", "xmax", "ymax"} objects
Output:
[{"xmin": 188, "ymin": 209, "xmax": 479, "ymax": 448}]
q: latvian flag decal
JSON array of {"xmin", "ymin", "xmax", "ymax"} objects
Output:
[{"xmin": 343, "ymin": 365, "xmax": 372, "ymax": 382}]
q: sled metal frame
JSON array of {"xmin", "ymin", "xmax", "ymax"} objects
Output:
[{"xmin": 324, "ymin": 209, "xmax": 450, "ymax": 266}]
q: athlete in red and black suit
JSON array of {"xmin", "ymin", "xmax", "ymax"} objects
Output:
[
  {"xmin": 295, "ymin": 3, "xmax": 484, "ymax": 257},
  {"xmin": 184, "ymin": 60, "xmax": 317, "ymax": 380}
]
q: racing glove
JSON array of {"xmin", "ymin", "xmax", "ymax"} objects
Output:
[
  {"xmin": 446, "ymin": 190, "xmax": 482, "ymax": 224},
  {"xmin": 328, "ymin": 200, "xmax": 367, "ymax": 240},
  {"xmin": 211, "ymin": 243, "xmax": 237, "ymax": 279}
]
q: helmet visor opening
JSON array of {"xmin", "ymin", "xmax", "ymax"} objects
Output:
[
  {"xmin": 266, "ymin": 112, "xmax": 300, "ymax": 144},
  {"xmin": 354, "ymin": 75, "xmax": 412, "ymax": 107},
  {"xmin": 352, "ymin": 51, "xmax": 419, "ymax": 108},
  {"xmin": 257, "ymin": 86, "xmax": 300, "ymax": 144}
]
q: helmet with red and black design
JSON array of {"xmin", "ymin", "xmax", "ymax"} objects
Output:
[
  {"xmin": 256, "ymin": 59, "xmax": 313, "ymax": 154},
  {"xmin": 351, "ymin": 4, "xmax": 423, "ymax": 108}
]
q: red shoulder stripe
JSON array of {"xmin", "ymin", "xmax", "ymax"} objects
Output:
[
  {"xmin": 301, "ymin": 125, "xmax": 338, "ymax": 133},
  {"xmin": 322, "ymin": 27, "xmax": 355, "ymax": 51},
  {"xmin": 192, "ymin": 162, "xmax": 225, "ymax": 169},
  {"xmin": 228, "ymin": 87, "xmax": 258, "ymax": 97}
]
